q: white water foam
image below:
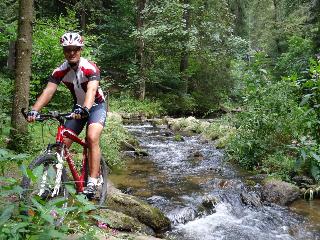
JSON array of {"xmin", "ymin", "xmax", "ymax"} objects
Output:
[{"xmin": 174, "ymin": 203, "xmax": 295, "ymax": 240}]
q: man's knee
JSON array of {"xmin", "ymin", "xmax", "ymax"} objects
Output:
[
  {"xmin": 87, "ymin": 133, "xmax": 100, "ymax": 146},
  {"xmin": 87, "ymin": 124, "xmax": 103, "ymax": 144}
]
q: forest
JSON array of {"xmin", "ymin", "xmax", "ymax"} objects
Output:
[{"xmin": 1, "ymin": 0, "xmax": 320, "ymax": 238}]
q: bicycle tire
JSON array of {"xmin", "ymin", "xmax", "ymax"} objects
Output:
[
  {"xmin": 21, "ymin": 154, "xmax": 69, "ymax": 225},
  {"xmin": 98, "ymin": 157, "xmax": 108, "ymax": 207}
]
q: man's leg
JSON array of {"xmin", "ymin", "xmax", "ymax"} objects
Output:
[{"xmin": 86, "ymin": 123, "xmax": 104, "ymax": 178}]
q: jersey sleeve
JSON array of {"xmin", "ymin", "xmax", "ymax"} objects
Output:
[
  {"xmin": 47, "ymin": 74, "xmax": 61, "ymax": 85},
  {"xmin": 48, "ymin": 64, "xmax": 69, "ymax": 85},
  {"xmin": 84, "ymin": 61, "xmax": 101, "ymax": 81}
]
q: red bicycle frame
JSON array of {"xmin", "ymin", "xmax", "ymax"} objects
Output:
[{"xmin": 55, "ymin": 125, "xmax": 88, "ymax": 192}]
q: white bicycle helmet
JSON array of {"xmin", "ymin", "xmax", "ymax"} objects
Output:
[{"xmin": 60, "ymin": 32, "xmax": 84, "ymax": 47}]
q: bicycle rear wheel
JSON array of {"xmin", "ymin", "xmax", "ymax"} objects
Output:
[{"xmin": 21, "ymin": 154, "xmax": 69, "ymax": 225}]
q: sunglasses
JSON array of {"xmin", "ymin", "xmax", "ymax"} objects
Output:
[{"xmin": 63, "ymin": 47, "xmax": 82, "ymax": 53}]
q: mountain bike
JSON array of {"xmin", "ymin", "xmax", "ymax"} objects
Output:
[{"xmin": 20, "ymin": 108, "xmax": 108, "ymax": 219}]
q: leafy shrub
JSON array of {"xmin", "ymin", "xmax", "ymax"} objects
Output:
[
  {"xmin": 226, "ymin": 80, "xmax": 315, "ymax": 173},
  {"xmin": 159, "ymin": 93, "xmax": 197, "ymax": 116},
  {"xmin": 109, "ymin": 94, "xmax": 165, "ymax": 118},
  {"xmin": 0, "ymin": 168, "xmax": 100, "ymax": 239},
  {"xmin": 286, "ymin": 60, "xmax": 320, "ymax": 181},
  {"xmin": 275, "ymin": 36, "xmax": 313, "ymax": 77},
  {"xmin": 260, "ymin": 153, "xmax": 296, "ymax": 181},
  {"xmin": 204, "ymin": 119, "xmax": 236, "ymax": 149},
  {"xmin": 0, "ymin": 73, "xmax": 14, "ymax": 114},
  {"xmin": 100, "ymin": 112, "xmax": 134, "ymax": 169}
]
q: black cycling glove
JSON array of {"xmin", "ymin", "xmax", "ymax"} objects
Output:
[
  {"xmin": 27, "ymin": 110, "xmax": 39, "ymax": 118},
  {"xmin": 73, "ymin": 104, "xmax": 90, "ymax": 118}
]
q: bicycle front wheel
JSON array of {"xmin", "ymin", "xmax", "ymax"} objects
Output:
[
  {"xmin": 85, "ymin": 156, "xmax": 108, "ymax": 207},
  {"xmin": 21, "ymin": 154, "xmax": 69, "ymax": 224},
  {"xmin": 97, "ymin": 157, "xmax": 108, "ymax": 207}
]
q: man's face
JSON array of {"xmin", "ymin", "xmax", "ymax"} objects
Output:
[{"xmin": 63, "ymin": 46, "xmax": 82, "ymax": 64}]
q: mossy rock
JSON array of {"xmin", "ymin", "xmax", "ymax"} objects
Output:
[
  {"xmin": 261, "ymin": 179, "xmax": 299, "ymax": 206},
  {"xmin": 106, "ymin": 192, "xmax": 171, "ymax": 233},
  {"xmin": 97, "ymin": 209, "xmax": 155, "ymax": 235}
]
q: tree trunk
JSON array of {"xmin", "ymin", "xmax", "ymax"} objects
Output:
[
  {"xmin": 10, "ymin": 0, "xmax": 34, "ymax": 150},
  {"xmin": 272, "ymin": 0, "xmax": 281, "ymax": 55},
  {"xmin": 229, "ymin": 0, "xmax": 247, "ymax": 37},
  {"xmin": 136, "ymin": 0, "xmax": 146, "ymax": 100},
  {"xmin": 180, "ymin": 0, "xmax": 190, "ymax": 94},
  {"xmin": 80, "ymin": 9, "xmax": 86, "ymax": 32}
]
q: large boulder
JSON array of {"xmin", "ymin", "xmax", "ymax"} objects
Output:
[
  {"xmin": 106, "ymin": 191, "xmax": 171, "ymax": 233},
  {"xmin": 261, "ymin": 179, "xmax": 300, "ymax": 206},
  {"xmin": 97, "ymin": 209, "xmax": 154, "ymax": 235}
]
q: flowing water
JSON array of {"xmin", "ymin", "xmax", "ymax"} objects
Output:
[{"xmin": 109, "ymin": 122, "xmax": 320, "ymax": 240}]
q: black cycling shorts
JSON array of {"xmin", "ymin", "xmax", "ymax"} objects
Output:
[{"xmin": 64, "ymin": 102, "xmax": 107, "ymax": 135}]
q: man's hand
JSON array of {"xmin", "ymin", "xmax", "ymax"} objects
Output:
[
  {"xmin": 27, "ymin": 110, "xmax": 39, "ymax": 122},
  {"xmin": 72, "ymin": 104, "xmax": 90, "ymax": 119}
]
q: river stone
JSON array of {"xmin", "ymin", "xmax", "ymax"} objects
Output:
[
  {"xmin": 261, "ymin": 179, "xmax": 300, "ymax": 206},
  {"xmin": 292, "ymin": 175, "xmax": 314, "ymax": 187},
  {"xmin": 106, "ymin": 192, "xmax": 171, "ymax": 233},
  {"xmin": 240, "ymin": 191, "xmax": 262, "ymax": 207},
  {"xmin": 97, "ymin": 209, "xmax": 154, "ymax": 235}
]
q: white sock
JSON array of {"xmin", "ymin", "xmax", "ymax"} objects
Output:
[{"xmin": 88, "ymin": 176, "xmax": 98, "ymax": 185}]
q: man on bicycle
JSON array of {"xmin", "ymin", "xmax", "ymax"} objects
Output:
[{"xmin": 27, "ymin": 32, "xmax": 107, "ymax": 197}]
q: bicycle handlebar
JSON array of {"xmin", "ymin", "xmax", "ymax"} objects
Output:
[{"xmin": 21, "ymin": 108, "xmax": 74, "ymax": 122}]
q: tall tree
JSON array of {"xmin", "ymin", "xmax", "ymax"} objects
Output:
[
  {"xmin": 180, "ymin": 0, "xmax": 190, "ymax": 94},
  {"xmin": 136, "ymin": 0, "xmax": 146, "ymax": 100},
  {"xmin": 10, "ymin": 0, "xmax": 34, "ymax": 150}
]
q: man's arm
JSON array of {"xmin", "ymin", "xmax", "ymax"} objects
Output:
[
  {"xmin": 83, "ymin": 80, "xmax": 99, "ymax": 110},
  {"xmin": 32, "ymin": 82, "xmax": 58, "ymax": 111}
]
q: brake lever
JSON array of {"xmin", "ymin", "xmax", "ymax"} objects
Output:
[{"xmin": 65, "ymin": 114, "xmax": 74, "ymax": 120}]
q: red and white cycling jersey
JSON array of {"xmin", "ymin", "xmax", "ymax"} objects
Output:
[{"xmin": 48, "ymin": 57, "xmax": 105, "ymax": 106}]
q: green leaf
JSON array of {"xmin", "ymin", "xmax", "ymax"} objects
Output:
[
  {"xmin": 300, "ymin": 149, "xmax": 307, "ymax": 160},
  {"xmin": 65, "ymin": 184, "xmax": 76, "ymax": 195},
  {"xmin": 0, "ymin": 205, "xmax": 14, "ymax": 226},
  {"xmin": 300, "ymin": 94, "xmax": 313, "ymax": 106},
  {"xmin": 311, "ymin": 165, "xmax": 320, "ymax": 181},
  {"xmin": 311, "ymin": 152, "xmax": 320, "ymax": 162},
  {"xmin": 32, "ymin": 165, "xmax": 44, "ymax": 179},
  {"xmin": 40, "ymin": 213, "xmax": 54, "ymax": 224},
  {"xmin": 91, "ymin": 214, "xmax": 111, "ymax": 225},
  {"xmin": 47, "ymin": 229, "xmax": 67, "ymax": 238},
  {"xmin": 31, "ymin": 197, "xmax": 45, "ymax": 212}
]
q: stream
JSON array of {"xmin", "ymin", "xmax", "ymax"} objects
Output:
[{"xmin": 109, "ymin": 122, "xmax": 320, "ymax": 240}]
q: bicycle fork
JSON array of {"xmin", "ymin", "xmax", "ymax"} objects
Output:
[{"xmin": 38, "ymin": 150, "xmax": 64, "ymax": 198}]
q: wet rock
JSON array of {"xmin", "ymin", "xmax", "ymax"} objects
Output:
[
  {"xmin": 120, "ymin": 140, "xmax": 149, "ymax": 156},
  {"xmin": 216, "ymin": 179, "xmax": 241, "ymax": 189},
  {"xmin": 121, "ymin": 151, "xmax": 136, "ymax": 158},
  {"xmin": 248, "ymin": 174, "xmax": 268, "ymax": 182},
  {"xmin": 147, "ymin": 196, "xmax": 169, "ymax": 209},
  {"xmin": 162, "ymin": 131, "xmax": 172, "ymax": 137},
  {"xmin": 188, "ymin": 151, "xmax": 204, "ymax": 162},
  {"xmin": 198, "ymin": 195, "xmax": 218, "ymax": 215},
  {"xmin": 261, "ymin": 179, "xmax": 300, "ymax": 206},
  {"xmin": 167, "ymin": 207, "xmax": 198, "ymax": 224},
  {"xmin": 120, "ymin": 112, "xmax": 147, "ymax": 122},
  {"xmin": 148, "ymin": 118, "xmax": 167, "ymax": 128},
  {"xmin": 106, "ymin": 192, "xmax": 171, "ymax": 233},
  {"xmin": 240, "ymin": 191, "xmax": 262, "ymax": 207},
  {"xmin": 193, "ymin": 151, "xmax": 204, "ymax": 159},
  {"xmin": 97, "ymin": 209, "xmax": 155, "ymax": 235},
  {"xmin": 292, "ymin": 175, "xmax": 314, "ymax": 187}
]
